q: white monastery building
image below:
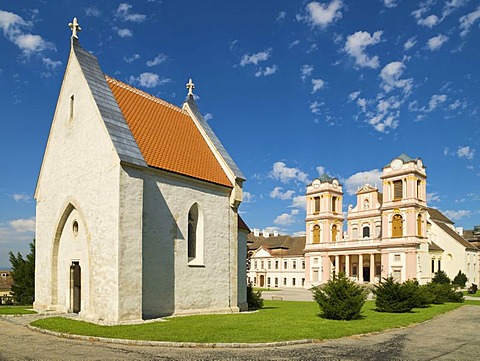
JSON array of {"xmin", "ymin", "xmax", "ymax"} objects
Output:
[
  {"xmin": 34, "ymin": 19, "xmax": 248, "ymax": 323},
  {"xmin": 249, "ymin": 154, "xmax": 479, "ymax": 289}
]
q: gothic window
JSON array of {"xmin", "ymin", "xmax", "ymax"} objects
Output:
[
  {"xmin": 393, "ymin": 180, "xmax": 403, "ymax": 200},
  {"xmin": 313, "ymin": 224, "xmax": 320, "ymax": 244},
  {"xmin": 417, "ymin": 214, "xmax": 422, "ymax": 236},
  {"xmin": 392, "ymin": 214, "xmax": 403, "ymax": 238},
  {"xmin": 362, "ymin": 226, "xmax": 370, "ymax": 238},
  {"xmin": 187, "ymin": 203, "xmax": 203, "ymax": 264},
  {"xmin": 417, "ymin": 180, "xmax": 421, "ymax": 200},
  {"xmin": 332, "ymin": 224, "xmax": 338, "ymax": 242}
]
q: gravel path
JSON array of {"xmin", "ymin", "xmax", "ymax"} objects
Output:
[{"xmin": 1, "ymin": 305, "xmax": 479, "ymax": 360}]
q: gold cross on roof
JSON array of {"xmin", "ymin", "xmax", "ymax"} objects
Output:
[
  {"xmin": 186, "ymin": 78, "xmax": 195, "ymax": 96},
  {"xmin": 68, "ymin": 17, "xmax": 81, "ymax": 38}
]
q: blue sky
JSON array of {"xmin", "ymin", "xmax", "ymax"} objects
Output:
[{"xmin": 1, "ymin": 0, "xmax": 479, "ymax": 267}]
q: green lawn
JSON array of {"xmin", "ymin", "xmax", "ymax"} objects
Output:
[
  {"xmin": 0, "ymin": 305, "xmax": 36, "ymax": 315},
  {"xmin": 254, "ymin": 287, "xmax": 280, "ymax": 292},
  {"xmin": 463, "ymin": 290, "xmax": 480, "ymax": 297},
  {"xmin": 30, "ymin": 300, "xmax": 479, "ymax": 343}
]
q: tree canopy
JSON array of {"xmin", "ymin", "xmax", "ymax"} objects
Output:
[{"xmin": 9, "ymin": 240, "xmax": 35, "ymax": 305}]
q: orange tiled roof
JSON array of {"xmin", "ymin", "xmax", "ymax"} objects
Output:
[{"xmin": 106, "ymin": 76, "xmax": 232, "ymax": 188}]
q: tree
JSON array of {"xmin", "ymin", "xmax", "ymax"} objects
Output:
[
  {"xmin": 373, "ymin": 277, "xmax": 419, "ymax": 313},
  {"xmin": 9, "ymin": 241, "xmax": 35, "ymax": 305},
  {"xmin": 312, "ymin": 273, "xmax": 368, "ymax": 320},
  {"xmin": 452, "ymin": 270, "xmax": 468, "ymax": 288},
  {"xmin": 431, "ymin": 270, "xmax": 451, "ymax": 285}
]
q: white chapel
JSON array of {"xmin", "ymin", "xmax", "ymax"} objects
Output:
[{"xmin": 34, "ymin": 19, "xmax": 248, "ymax": 323}]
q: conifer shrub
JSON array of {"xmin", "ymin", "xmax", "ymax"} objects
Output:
[
  {"xmin": 247, "ymin": 284, "xmax": 263, "ymax": 310},
  {"xmin": 427, "ymin": 282, "xmax": 464, "ymax": 304},
  {"xmin": 373, "ymin": 277, "xmax": 418, "ymax": 313},
  {"xmin": 312, "ymin": 273, "xmax": 368, "ymax": 320},
  {"xmin": 452, "ymin": 270, "xmax": 468, "ymax": 288},
  {"xmin": 431, "ymin": 270, "xmax": 451, "ymax": 285},
  {"xmin": 468, "ymin": 283, "xmax": 478, "ymax": 294}
]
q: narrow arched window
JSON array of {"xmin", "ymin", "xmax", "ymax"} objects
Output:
[
  {"xmin": 417, "ymin": 214, "xmax": 422, "ymax": 236},
  {"xmin": 362, "ymin": 226, "xmax": 370, "ymax": 238},
  {"xmin": 392, "ymin": 214, "xmax": 403, "ymax": 238},
  {"xmin": 187, "ymin": 203, "xmax": 203, "ymax": 264},
  {"xmin": 332, "ymin": 224, "xmax": 338, "ymax": 242},
  {"xmin": 313, "ymin": 224, "xmax": 320, "ymax": 244}
]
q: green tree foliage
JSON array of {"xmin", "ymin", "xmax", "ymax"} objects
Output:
[
  {"xmin": 427, "ymin": 282, "xmax": 464, "ymax": 304},
  {"xmin": 431, "ymin": 270, "xmax": 451, "ymax": 285},
  {"xmin": 452, "ymin": 270, "xmax": 468, "ymax": 288},
  {"xmin": 373, "ymin": 277, "xmax": 418, "ymax": 313},
  {"xmin": 246, "ymin": 284, "xmax": 263, "ymax": 310},
  {"xmin": 9, "ymin": 241, "xmax": 35, "ymax": 305},
  {"xmin": 312, "ymin": 273, "xmax": 368, "ymax": 320}
]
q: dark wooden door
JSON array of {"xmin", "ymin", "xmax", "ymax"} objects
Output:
[{"xmin": 71, "ymin": 262, "xmax": 81, "ymax": 313}]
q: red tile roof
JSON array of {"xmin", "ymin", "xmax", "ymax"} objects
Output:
[{"xmin": 106, "ymin": 76, "xmax": 232, "ymax": 188}]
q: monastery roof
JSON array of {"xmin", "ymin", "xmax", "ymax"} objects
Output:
[
  {"xmin": 428, "ymin": 208, "xmax": 454, "ymax": 224},
  {"xmin": 238, "ymin": 215, "xmax": 250, "ymax": 232},
  {"xmin": 318, "ymin": 174, "xmax": 334, "ymax": 183},
  {"xmin": 248, "ymin": 234, "xmax": 306, "ymax": 256},
  {"xmin": 385, "ymin": 153, "xmax": 420, "ymax": 168},
  {"xmin": 428, "ymin": 241, "xmax": 444, "ymax": 252},
  {"xmin": 106, "ymin": 77, "xmax": 232, "ymax": 187}
]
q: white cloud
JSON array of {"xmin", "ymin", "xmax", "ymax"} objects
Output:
[
  {"xmin": 85, "ymin": 6, "xmax": 101, "ymax": 17},
  {"xmin": 203, "ymin": 113, "xmax": 213, "ymax": 121},
  {"xmin": 442, "ymin": 209, "xmax": 472, "ymax": 221},
  {"xmin": 11, "ymin": 194, "xmax": 30, "ymax": 202},
  {"xmin": 343, "ymin": 169, "xmax": 382, "ymax": 195},
  {"xmin": 443, "ymin": 0, "xmax": 468, "ymax": 18},
  {"xmin": 290, "ymin": 195, "xmax": 307, "ymax": 210},
  {"xmin": 443, "ymin": 147, "xmax": 449, "ymax": 156},
  {"xmin": 380, "ymin": 61, "xmax": 413, "ymax": 94},
  {"xmin": 115, "ymin": 3, "xmax": 146, "ymax": 23},
  {"xmin": 0, "ymin": 10, "xmax": 55, "ymax": 56},
  {"xmin": 383, "ymin": 0, "xmax": 398, "ymax": 8},
  {"xmin": 270, "ymin": 187, "xmax": 296, "ymax": 200},
  {"xmin": 316, "ymin": 166, "xmax": 326, "ymax": 175},
  {"xmin": 427, "ymin": 192, "xmax": 441, "ymax": 203},
  {"xmin": 418, "ymin": 14, "xmax": 439, "ymax": 28},
  {"xmin": 344, "ymin": 30, "xmax": 382, "ymax": 69},
  {"xmin": 412, "ymin": 5, "xmax": 440, "ymax": 27},
  {"xmin": 292, "ymin": 231, "xmax": 306, "ymax": 237},
  {"xmin": 117, "ymin": 28, "xmax": 132, "ymax": 37},
  {"xmin": 239, "ymin": 49, "xmax": 271, "ymax": 67},
  {"xmin": 9, "ymin": 217, "xmax": 35, "ymax": 232},
  {"xmin": 426, "ymin": 34, "xmax": 449, "ymax": 51},
  {"xmin": 242, "ymin": 191, "xmax": 255, "ymax": 203},
  {"xmin": 274, "ymin": 211, "xmax": 297, "ymax": 226},
  {"xmin": 276, "ymin": 11, "xmax": 286, "ymax": 22},
  {"xmin": 128, "ymin": 72, "xmax": 171, "ymax": 88},
  {"xmin": 420, "ymin": 94, "xmax": 447, "ymax": 113},
  {"xmin": 146, "ymin": 53, "xmax": 168, "ymax": 67},
  {"xmin": 457, "ymin": 146, "xmax": 475, "ymax": 160},
  {"xmin": 459, "ymin": 6, "xmax": 480, "ymax": 37},
  {"xmin": 305, "ymin": 0, "xmax": 344, "ymax": 28},
  {"xmin": 349, "ymin": 91, "xmax": 360, "ymax": 101},
  {"xmin": 309, "ymin": 100, "xmax": 324, "ymax": 114},
  {"xmin": 404, "ymin": 36, "xmax": 417, "ymax": 50},
  {"xmin": 42, "ymin": 57, "xmax": 62, "ymax": 69},
  {"xmin": 289, "ymin": 40, "xmax": 300, "ymax": 48},
  {"xmin": 124, "ymin": 54, "xmax": 140, "ymax": 63},
  {"xmin": 311, "ymin": 78, "xmax": 325, "ymax": 93},
  {"xmin": 254, "ymin": 65, "xmax": 278, "ymax": 77},
  {"xmin": 270, "ymin": 162, "xmax": 309, "ymax": 184},
  {"xmin": 300, "ymin": 64, "xmax": 314, "ymax": 81}
]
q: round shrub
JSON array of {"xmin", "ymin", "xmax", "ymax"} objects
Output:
[
  {"xmin": 312, "ymin": 273, "xmax": 368, "ymax": 320},
  {"xmin": 453, "ymin": 271, "xmax": 468, "ymax": 288},
  {"xmin": 373, "ymin": 277, "xmax": 418, "ymax": 313},
  {"xmin": 431, "ymin": 270, "xmax": 451, "ymax": 285}
]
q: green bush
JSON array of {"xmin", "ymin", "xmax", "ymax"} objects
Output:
[
  {"xmin": 373, "ymin": 277, "xmax": 419, "ymax": 313},
  {"xmin": 452, "ymin": 270, "xmax": 468, "ymax": 288},
  {"xmin": 431, "ymin": 270, "xmax": 451, "ymax": 285},
  {"xmin": 247, "ymin": 284, "xmax": 263, "ymax": 310},
  {"xmin": 415, "ymin": 284, "xmax": 435, "ymax": 308},
  {"xmin": 468, "ymin": 284, "xmax": 478, "ymax": 294},
  {"xmin": 312, "ymin": 273, "xmax": 368, "ymax": 320},
  {"xmin": 427, "ymin": 282, "xmax": 464, "ymax": 304}
]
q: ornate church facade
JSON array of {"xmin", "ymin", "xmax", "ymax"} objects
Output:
[{"xmin": 304, "ymin": 154, "xmax": 479, "ymax": 287}]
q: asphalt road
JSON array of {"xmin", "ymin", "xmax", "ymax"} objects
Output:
[{"xmin": 1, "ymin": 304, "xmax": 480, "ymax": 360}]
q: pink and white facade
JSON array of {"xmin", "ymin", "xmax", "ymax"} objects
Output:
[{"xmin": 304, "ymin": 154, "xmax": 479, "ymax": 287}]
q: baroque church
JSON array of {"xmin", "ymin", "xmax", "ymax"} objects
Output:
[
  {"xmin": 34, "ymin": 19, "xmax": 248, "ymax": 323},
  {"xmin": 248, "ymin": 154, "xmax": 478, "ymax": 289}
]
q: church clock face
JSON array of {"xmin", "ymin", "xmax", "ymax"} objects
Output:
[
  {"xmin": 391, "ymin": 158, "xmax": 403, "ymax": 170},
  {"xmin": 312, "ymin": 179, "xmax": 321, "ymax": 189},
  {"xmin": 332, "ymin": 179, "xmax": 339, "ymax": 188}
]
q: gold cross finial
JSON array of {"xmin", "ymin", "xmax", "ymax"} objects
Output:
[
  {"xmin": 68, "ymin": 17, "xmax": 81, "ymax": 39},
  {"xmin": 186, "ymin": 78, "xmax": 195, "ymax": 96}
]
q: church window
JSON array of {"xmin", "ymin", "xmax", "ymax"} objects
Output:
[
  {"xmin": 332, "ymin": 224, "xmax": 338, "ymax": 242},
  {"xmin": 417, "ymin": 180, "xmax": 421, "ymax": 200},
  {"xmin": 284, "ymin": 260, "xmax": 288, "ymax": 269},
  {"xmin": 187, "ymin": 203, "xmax": 203, "ymax": 265},
  {"xmin": 417, "ymin": 214, "xmax": 422, "ymax": 236},
  {"xmin": 392, "ymin": 214, "xmax": 403, "ymax": 238},
  {"xmin": 261, "ymin": 260, "xmax": 264, "ymax": 269},
  {"xmin": 312, "ymin": 270, "xmax": 319, "ymax": 282},
  {"xmin": 292, "ymin": 260, "xmax": 297, "ymax": 269},
  {"xmin": 275, "ymin": 277, "xmax": 278, "ymax": 287},
  {"xmin": 362, "ymin": 226, "xmax": 370, "ymax": 238},
  {"xmin": 332, "ymin": 196, "xmax": 337, "ymax": 212},
  {"xmin": 267, "ymin": 277, "xmax": 271, "ymax": 287},
  {"xmin": 438, "ymin": 259, "xmax": 441, "ymax": 271},
  {"xmin": 283, "ymin": 278, "xmax": 287, "ymax": 286},
  {"xmin": 447, "ymin": 254, "xmax": 453, "ymax": 261},
  {"xmin": 302, "ymin": 260, "xmax": 305, "ymax": 269},
  {"xmin": 292, "ymin": 278, "xmax": 296, "ymax": 286},
  {"xmin": 72, "ymin": 220, "xmax": 79, "ymax": 236},
  {"xmin": 268, "ymin": 260, "xmax": 271, "ymax": 269},
  {"xmin": 275, "ymin": 260, "xmax": 279, "ymax": 269},
  {"xmin": 302, "ymin": 278, "xmax": 305, "ymax": 286},
  {"xmin": 254, "ymin": 261, "xmax": 257, "ymax": 269},
  {"xmin": 431, "ymin": 259, "xmax": 435, "ymax": 273},
  {"xmin": 313, "ymin": 197, "xmax": 320, "ymax": 213},
  {"xmin": 313, "ymin": 224, "xmax": 320, "ymax": 244},
  {"xmin": 69, "ymin": 95, "xmax": 74, "ymax": 120},
  {"xmin": 393, "ymin": 180, "xmax": 403, "ymax": 200}
]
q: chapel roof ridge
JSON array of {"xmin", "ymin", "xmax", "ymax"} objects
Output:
[{"xmin": 105, "ymin": 76, "xmax": 188, "ymax": 115}]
